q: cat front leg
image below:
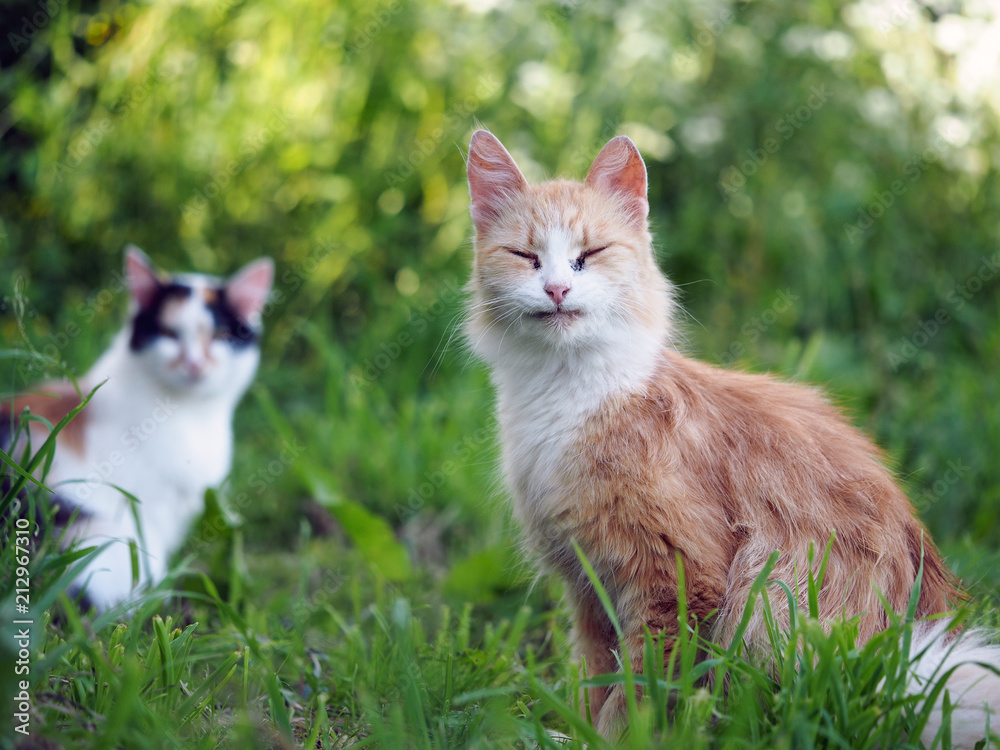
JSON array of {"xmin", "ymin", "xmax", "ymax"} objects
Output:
[
  {"xmin": 591, "ymin": 631, "xmax": 653, "ymax": 740},
  {"xmin": 591, "ymin": 587, "xmax": 684, "ymax": 739},
  {"xmin": 70, "ymin": 536, "xmax": 142, "ymax": 613},
  {"xmin": 571, "ymin": 590, "xmax": 620, "ymax": 721}
]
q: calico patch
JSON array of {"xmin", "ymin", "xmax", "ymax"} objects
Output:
[
  {"xmin": 3, "ymin": 383, "xmax": 90, "ymax": 457},
  {"xmin": 128, "ymin": 281, "xmax": 258, "ymax": 352},
  {"xmin": 130, "ymin": 282, "xmax": 195, "ymax": 351},
  {"xmin": 206, "ymin": 287, "xmax": 259, "ymax": 348},
  {"xmin": 1, "ymin": 396, "xmax": 92, "ymax": 538}
]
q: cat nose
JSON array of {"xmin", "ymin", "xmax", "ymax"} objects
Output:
[
  {"xmin": 545, "ymin": 283, "xmax": 570, "ymax": 305},
  {"xmin": 180, "ymin": 352, "xmax": 205, "ymax": 377}
]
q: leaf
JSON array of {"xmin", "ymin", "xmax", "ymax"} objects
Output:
[
  {"xmin": 329, "ymin": 500, "xmax": 411, "ymax": 582},
  {"xmin": 442, "ymin": 544, "xmax": 526, "ymax": 601},
  {"xmin": 266, "ymin": 672, "xmax": 294, "ymax": 741},
  {"xmin": 302, "ymin": 464, "xmax": 410, "ymax": 581}
]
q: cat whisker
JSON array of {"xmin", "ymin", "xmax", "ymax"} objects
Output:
[
  {"xmin": 435, "ymin": 298, "xmax": 523, "ymax": 377},
  {"xmin": 464, "ymin": 303, "xmax": 523, "ymax": 369},
  {"xmin": 493, "ymin": 311, "xmax": 526, "ymax": 359},
  {"xmin": 425, "ymin": 310, "xmax": 472, "ymax": 381}
]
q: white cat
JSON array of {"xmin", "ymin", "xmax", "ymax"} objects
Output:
[{"xmin": 5, "ymin": 247, "xmax": 273, "ymax": 612}]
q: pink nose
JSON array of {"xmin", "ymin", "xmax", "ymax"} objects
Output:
[
  {"xmin": 182, "ymin": 356, "xmax": 205, "ymax": 377},
  {"xmin": 545, "ymin": 283, "xmax": 570, "ymax": 305}
]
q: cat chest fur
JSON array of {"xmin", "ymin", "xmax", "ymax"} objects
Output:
[
  {"xmin": 499, "ymin": 366, "xmax": 734, "ymax": 620},
  {"xmin": 52, "ymin": 379, "xmax": 234, "ymax": 544}
]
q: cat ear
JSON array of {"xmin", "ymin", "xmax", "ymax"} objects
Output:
[
  {"xmin": 585, "ymin": 135, "xmax": 649, "ymax": 226},
  {"xmin": 124, "ymin": 245, "xmax": 160, "ymax": 309},
  {"xmin": 227, "ymin": 257, "xmax": 274, "ymax": 327},
  {"xmin": 467, "ymin": 130, "xmax": 528, "ymax": 233}
]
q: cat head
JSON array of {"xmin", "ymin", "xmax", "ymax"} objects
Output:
[
  {"xmin": 124, "ymin": 246, "xmax": 274, "ymax": 397},
  {"xmin": 465, "ymin": 130, "xmax": 673, "ymax": 367}
]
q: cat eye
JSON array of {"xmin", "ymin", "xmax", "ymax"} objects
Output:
[
  {"xmin": 158, "ymin": 326, "xmax": 179, "ymax": 340},
  {"xmin": 505, "ymin": 248, "xmax": 540, "ymax": 270},
  {"xmin": 571, "ymin": 245, "xmax": 610, "ymax": 272}
]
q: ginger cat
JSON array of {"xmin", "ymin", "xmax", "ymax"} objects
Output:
[{"xmin": 464, "ymin": 129, "xmax": 1000, "ymax": 746}]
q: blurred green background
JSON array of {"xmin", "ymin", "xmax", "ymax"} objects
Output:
[
  {"xmin": 1, "ymin": 1, "xmax": 999, "ymax": 741},
  {"xmin": 0, "ymin": 0, "xmax": 1000, "ymax": 747},
  {"xmin": 4, "ymin": 0, "xmax": 998, "ymax": 545}
]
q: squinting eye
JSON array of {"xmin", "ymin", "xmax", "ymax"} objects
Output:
[
  {"xmin": 572, "ymin": 245, "xmax": 610, "ymax": 272},
  {"xmin": 505, "ymin": 248, "xmax": 540, "ymax": 270},
  {"xmin": 158, "ymin": 326, "xmax": 179, "ymax": 340}
]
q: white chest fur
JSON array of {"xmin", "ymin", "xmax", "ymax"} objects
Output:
[
  {"xmin": 490, "ymin": 340, "xmax": 662, "ymax": 540},
  {"xmin": 66, "ymin": 391, "xmax": 234, "ymax": 513},
  {"xmin": 43, "ymin": 333, "xmax": 252, "ymax": 611}
]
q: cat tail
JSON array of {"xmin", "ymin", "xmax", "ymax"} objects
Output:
[{"xmin": 910, "ymin": 621, "xmax": 1000, "ymax": 749}]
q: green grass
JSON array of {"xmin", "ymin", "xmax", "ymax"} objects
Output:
[
  {"xmin": 3, "ymin": 339, "xmax": 1000, "ymax": 750},
  {"xmin": 2, "ymin": 0, "xmax": 1000, "ymax": 746}
]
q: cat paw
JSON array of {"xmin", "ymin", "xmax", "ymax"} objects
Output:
[{"xmin": 594, "ymin": 685, "xmax": 628, "ymax": 740}]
